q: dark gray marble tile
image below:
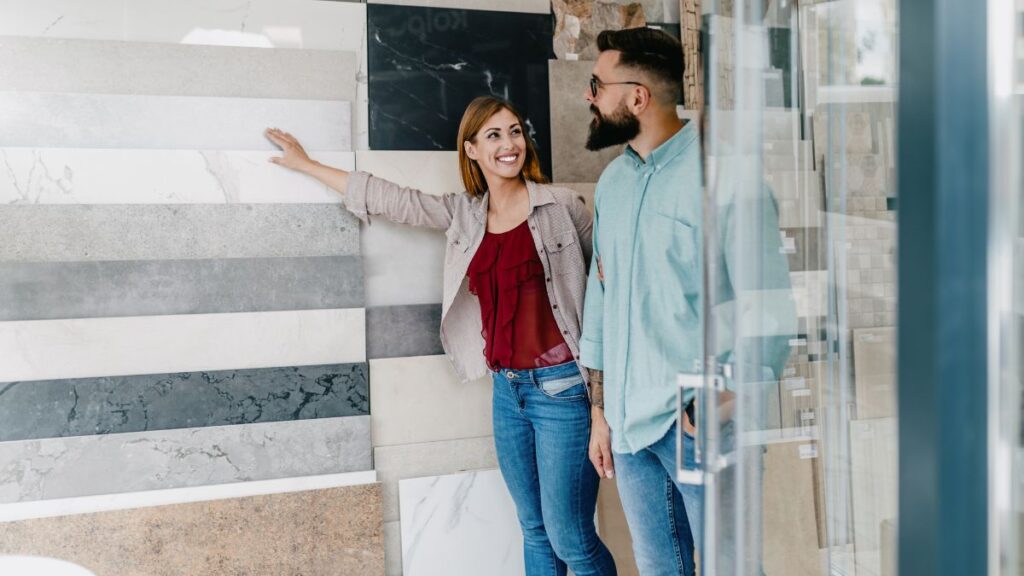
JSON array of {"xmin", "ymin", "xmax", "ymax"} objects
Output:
[
  {"xmin": 0, "ymin": 256, "xmax": 364, "ymax": 321},
  {"xmin": 366, "ymin": 304, "xmax": 444, "ymax": 359},
  {"xmin": 0, "ymin": 363, "xmax": 369, "ymax": 442},
  {"xmin": 368, "ymin": 4, "xmax": 554, "ymax": 176}
]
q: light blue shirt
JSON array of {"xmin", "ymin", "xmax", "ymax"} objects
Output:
[{"xmin": 580, "ymin": 121, "xmax": 795, "ymax": 454}]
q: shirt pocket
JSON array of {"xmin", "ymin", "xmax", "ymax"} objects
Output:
[
  {"xmin": 651, "ymin": 213, "xmax": 699, "ymax": 271},
  {"xmin": 541, "ymin": 230, "xmax": 584, "ymax": 276}
]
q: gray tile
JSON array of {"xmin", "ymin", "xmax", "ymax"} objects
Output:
[
  {"xmin": 781, "ymin": 227, "xmax": 825, "ymax": 272},
  {"xmin": 0, "ymin": 204, "xmax": 359, "ymax": 262},
  {"xmin": 367, "ymin": 304, "xmax": 443, "ymax": 359},
  {"xmin": 0, "ymin": 256, "xmax": 364, "ymax": 321},
  {"xmin": 0, "ymin": 415, "xmax": 372, "ymax": 503},
  {"xmin": 0, "ymin": 36, "xmax": 356, "ymax": 102},
  {"xmin": 0, "ymin": 363, "xmax": 368, "ymax": 442},
  {"xmin": 0, "ymin": 92, "xmax": 350, "ymax": 150},
  {"xmin": 549, "ymin": 60, "xmax": 625, "ymax": 183}
]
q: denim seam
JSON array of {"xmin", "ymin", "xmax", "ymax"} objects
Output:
[{"xmin": 665, "ymin": 474, "xmax": 686, "ymax": 574}]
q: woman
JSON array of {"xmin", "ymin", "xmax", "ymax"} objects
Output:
[{"xmin": 266, "ymin": 96, "xmax": 616, "ymax": 576}]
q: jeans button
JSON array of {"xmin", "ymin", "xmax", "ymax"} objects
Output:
[{"xmin": 506, "ymin": 370, "xmax": 516, "ymax": 378}]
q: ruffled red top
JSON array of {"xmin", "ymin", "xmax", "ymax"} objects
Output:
[{"xmin": 467, "ymin": 220, "xmax": 574, "ymax": 371}]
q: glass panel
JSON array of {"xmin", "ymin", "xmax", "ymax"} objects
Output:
[{"xmin": 690, "ymin": 0, "xmax": 900, "ymax": 574}]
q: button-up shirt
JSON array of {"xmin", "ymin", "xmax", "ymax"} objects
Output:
[{"xmin": 580, "ymin": 121, "xmax": 796, "ymax": 454}]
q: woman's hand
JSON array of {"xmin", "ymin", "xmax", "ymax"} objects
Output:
[{"xmin": 265, "ymin": 128, "xmax": 317, "ymax": 173}]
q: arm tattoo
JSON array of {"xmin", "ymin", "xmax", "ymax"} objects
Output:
[{"xmin": 589, "ymin": 369, "xmax": 605, "ymax": 410}]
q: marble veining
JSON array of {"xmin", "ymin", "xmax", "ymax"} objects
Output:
[
  {"xmin": 0, "ymin": 363, "xmax": 368, "ymax": 442},
  {"xmin": 367, "ymin": 4, "xmax": 554, "ymax": 175},
  {"xmin": 0, "ymin": 416, "xmax": 371, "ymax": 503}
]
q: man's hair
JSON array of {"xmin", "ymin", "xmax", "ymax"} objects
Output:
[{"xmin": 596, "ymin": 28, "xmax": 684, "ymax": 105}]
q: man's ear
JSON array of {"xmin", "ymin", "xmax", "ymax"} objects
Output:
[{"xmin": 629, "ymin": 84, "xmax": 652, "ymax": 115}]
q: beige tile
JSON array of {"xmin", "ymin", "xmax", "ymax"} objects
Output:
[
  {"xmin": 370, "ymin": 355, "xmax": 493, "ymax": 448},
  {"xmin": 853, "ymin": 327, "xmax": 896, "ymax": 419},
  {"xmin": 762, "ymin": 441, "xmax": 820, "ymax": 576},
  {"xmin": 549, "ymin": 60, "xmax": 625, "ymax": 183},
  {"xmin": 384, "ymin": 520, "xmax": 403, "ymax": 576},
  {"xmin": 596, "ymin": 478, "xmax": 640, "ymax": 576},
  {"xmin": 850, "ymin": 417, "xmax": 898, "ymax": 576},
  {"xmin": 0, "ymin": 483, "xmax": 384, "ymax": 575},
  {"xmin": 374, "ymin": 435, "xmax": 498, "ymax": 522}
]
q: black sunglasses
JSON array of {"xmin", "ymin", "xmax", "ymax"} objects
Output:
[{"xmin": 590, "ymin": 76, "xmax": 645, "ymax": 98}]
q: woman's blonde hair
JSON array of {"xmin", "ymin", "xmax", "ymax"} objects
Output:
[{"xmin": 457, "ymin": 96, "xmax": 548, "ymax": 197}]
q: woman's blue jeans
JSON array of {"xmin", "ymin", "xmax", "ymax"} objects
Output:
[{"xmin": 491, "ymin": 361, "xmax": 617, "ymax": 576}]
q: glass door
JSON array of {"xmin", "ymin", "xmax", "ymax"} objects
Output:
[{"xmin": 681, "ymin": 1, "xmax": 901, "ymax": 574}]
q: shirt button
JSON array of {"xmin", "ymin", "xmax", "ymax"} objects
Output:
[
  {"xmin": 546, "ymin": 277, "xmax": 551, "ymax": 282},
  {"xmin": 557, "ymin": 243, "xmax": 563, "ymax": 248},
  {"xmin": 562, "ymin": 330, "xmax": 568, "ymax": 335},
  {"xmin": 552, "ymin": 304, "xmax": 559, "ymax": 310}
]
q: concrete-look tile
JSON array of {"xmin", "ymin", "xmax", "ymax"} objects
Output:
[
  {"xmin": 384, "ymin": 520, "xmax": 403, "ymax": 576},
  {"xmin": 374, "ymin": 436, "xmax": 498, "ymax": 522},
  {"xmin": 0, "ymin": 36, "xmax": 356, "ymax": 102},
  {"xmin": 0, "ymin": 363, "xmax": 368, "ymax": 442},
  {"xmin": 853, "ymin": 327, "xmax": 896, "ymax": 419},
  {"xmin": 367, "ymin": 304, "xmax": 444, "ymax": 359},
  {"xmin": 762, "ymin": 441, "xmax": 820, "ymax": 576},
  {"xmin": 0, "ymin": 149, "xmax": 353, "ymax": 205},
  {"xmin": 368, "ymin": 0, "xmax": 550, "ymax": 13},
  {"xmin": 0, "ymin": 308, "xmax": 366, "ymax": 383},
  {"xmin": 0, "ymin": 256, "xmax": 364, "ymax": 321},
  {"xmin": 549, "ymin": 60, "xmax": 625, "ymax": 183},
  {"xmin": 0, "ymin": 482, "xmax": 384, "ymax": 575},
  {"xmin": 0, "ymin": 204, "xmax": 359, "ymax": 262},
  {"xmin": 400, "ymin": 469, "xmax": 522, "ymax": 575},
  {"xmin": 0, "ymin": 416, "xmax": 371, "ymax": 503},
  {"xmin": 849, "ymin": 417, "xmax": 897, "ymax": 576},
  {"xmin": 355, "ymin": 151, "xmax": 461, "ymax": 307},
  {"xmin": 370, "ymin": 355, "xmax": 492, "ymax": 448},
  {"xmin": 0, "ymin": 92, "xmax": 350, "ymax": 151},
  {"xmin": 596, "ymin": 478, "xmax": 640, "ymax": 576}
]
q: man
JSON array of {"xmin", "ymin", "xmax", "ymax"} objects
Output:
[{"xmin": 580, "ymin": 27, "xmax": 794, "ymax": 576}]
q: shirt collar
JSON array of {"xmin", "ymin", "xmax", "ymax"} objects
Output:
[{"xmin": 624, "ymin": 120, "xmax": 697, "ymax": 172}]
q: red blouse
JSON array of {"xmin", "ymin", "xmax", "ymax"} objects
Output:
[{"xmin": 467, "ymin": 220, "xmax": 574, "ymax": 371}]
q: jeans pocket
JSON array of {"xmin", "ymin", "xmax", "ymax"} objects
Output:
[{"xmin": 538, "ymin": 375, "xmax": 587, "ymax": 400}]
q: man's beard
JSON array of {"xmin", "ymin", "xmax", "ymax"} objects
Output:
[{"xmin": 585, "ymin": 102, "xmax": 640, "ymax": 151}]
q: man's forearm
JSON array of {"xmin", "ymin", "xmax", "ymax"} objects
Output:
[{"xmin": 588, "ymin": 369, "xmax": 604, "ymax": 410}]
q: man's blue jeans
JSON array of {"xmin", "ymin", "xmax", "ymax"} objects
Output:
[
  {"xmin": 614, "ymin": 422, "xmax": 703, "ymax": 576},
  {"xmin": 491, "ymin": 361, "xmax": 617, "ymax": 576}
]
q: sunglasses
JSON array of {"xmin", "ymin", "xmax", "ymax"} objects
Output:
[{"xmin": 590, "ymin": 76, "xmax": 645, "ymax": 98}]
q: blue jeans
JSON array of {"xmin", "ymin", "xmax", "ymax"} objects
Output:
[
  {"xmin": 491, "ymin": 361, "xmax": 617, "ymax": 576},
  {"xmin": 614, "ymin": 422, "xmax": 703, "ymax": 576}
]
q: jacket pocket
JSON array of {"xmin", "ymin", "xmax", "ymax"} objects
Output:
[{"xmin": 542, "ymin": 230, "xmax": 583, "ymax": 275}]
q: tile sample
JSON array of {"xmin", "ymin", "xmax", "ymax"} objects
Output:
[
  {"xmin": 374, "ymin": 436, "xmax": 498, "ymax": 522},
  {"xmin": 791, "ymin": 271, "xmax": 829, "ymax": 318},
  {"xmin": 385, "ymin": 519, "xmax": 403, "ymax": 576},
  {"xmin": 0, "ymin": 309, "xmax": 366, "ymax": 382},
  {"xmin": 370, "ymin": 355, "xmax": 493, "ymax": 448},
  {"xmin": 0, "ymin": 149, "xmax": 354, "ymax": 205},
  {"xmin": 0, "ymin": 36, "xmax": 357, "ymax": 102},
  {"xmin": 596, "ymin": 478, "xmax": 640, "ymax": 576},
  {"xmin": 0, "ymin": 363, "xmax": 368, "ymax": 442},
  {"xmin": 0, "ymin": 92, "xmax": 351, "ymax": 151},
  {"xmin": 716, "ymin": 109, "xmax": 801, "ymax": 143},
  {"xmin": 853, "ymin": 328, "xmax": 896, "ymax": 419},
  {"xmin": 0, "ymin": 256, "xmax": 364, "ymax": 321},
  {"xmin": 0, "ymin": 482, "xmax": 384, "ymax": 576},
  {"xmin": 766, "ymin": 171, "xmax": 823, "ymax": 228},
  {"xmin": 552, "ymin": 0, "xmax": 646, "ymax": 59},
  {"xmin": 399, "ymin": 469, "xmax": 523, "ymax": 575},
  {"xmin": 0, "ymin": 204, "xmax": 359, "ymax": 262},
  {"xmin": 355, "ymin": 151, "xmax": 462, "ymax": 307},
  {"xmin": 549, "ymin": 60, "xmax": 625, "ymax": 183},
  {"xmin": 0, "ymin": 415, "xmax": 371, "ymax": 503},
  {"xmin": 850, "ymin": 417, "xmax": 897, "ymax": 576},
  {"xmin": 762, "ymin": 441, "xmax": 820, "ymax": 576},
  {"xmin": 367, "ymin": 4, "xmax": 554, "ymax": 175},
  {"xmin": 0, "ymin": 0, "xmax": 368, "ymax": 52},
  {"xmin": 781, "ymin": 227, "xmax": 826, "ymax": 272},
  {"xmin": 367, "ymin": 304, "xmax": 444, "ymax": 359},
  {"xmin": 367, "ymin": 0, "xmax": 550, "ymax": 12}
]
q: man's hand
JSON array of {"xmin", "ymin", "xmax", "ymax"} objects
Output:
[{"xmin": 589, "ymin": 406, "xmax": 615, "ymax": 479}]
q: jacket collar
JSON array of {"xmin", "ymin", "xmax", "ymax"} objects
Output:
[{"xmin": 473, "ymin": 179, "xmax": 555, "ymax": 223}]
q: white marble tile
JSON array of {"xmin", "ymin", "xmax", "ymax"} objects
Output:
[
  {"xmin": 850, "ymin": 417, "xmax": 897, "ymax": 576},
  {"xmin": 0, "ymin": 415, "xmax": 371, "ymax": 504},
  {"xmin": 374, "ymin": 436, "xmax": 498, "ymax": 521},
  {"xmin": 0, "ymin": 149, "xmax": 352, "ymax": 204},
  {"xmin": 0, "ymin": 308, "xmax": 366, "ymax": 382},
  {"xmin": 399, "ymin": 469, "xmax": 523, "ymax": 576},
  {"xmin": 370, "ymin": 355, "xmax": 492, "ymax": 448},
  {"xmin": 355, "ymin": 151, "xmax": 462, "ymax": 306},
  {"xmin": 367, "ymin": 0, "xmax": 551, "ymax": 13},
  {"xmin": 0, "ymin": 92, "xmax": 351, "ymax": 151},
  {"xmin": 0, "ymin": 471, "xmax": 378, "ymax": 523}
]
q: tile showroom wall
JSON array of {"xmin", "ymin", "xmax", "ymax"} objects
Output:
[{"xmin": 0, "ymin": 1, "xmax": 681, "ymax": 574}]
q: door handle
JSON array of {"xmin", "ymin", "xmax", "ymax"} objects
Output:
[{"xmin": 677, "ymin": 372, "xmax": 727, "ymax": 485}]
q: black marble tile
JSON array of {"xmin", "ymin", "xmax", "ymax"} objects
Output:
[
  {"xmin": 368, "ymin": 4, "xmax": 555, "ymax": 177},
  {"xmin": 0, "ymin": 363, "xmax": 369, "ymax": 442}
]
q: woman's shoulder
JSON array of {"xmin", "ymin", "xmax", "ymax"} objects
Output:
[{"xmin": 533, "ymin": 182, "xmax": 588, "ymax": 208}]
